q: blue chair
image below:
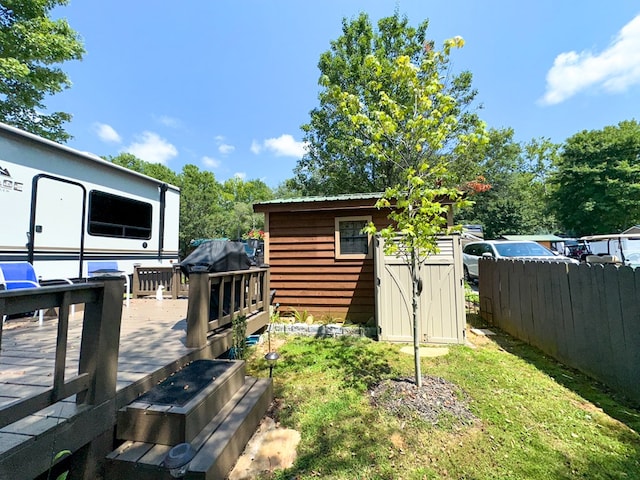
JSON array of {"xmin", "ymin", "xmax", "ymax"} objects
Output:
[
  {"xmin": 87, "ymin": 261, "xmax": 130, "ymax": 307},
  {"xmin": 0, "ymin": 262, "xmax": 76, "ymax": 325},
  {"xmin": 0, "ymin": 262, "xmax": 44, "ymax": 325}
]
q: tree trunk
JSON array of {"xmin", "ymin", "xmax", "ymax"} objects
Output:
[{"xmin": 411, "ymin": 249, "xmax": 422, "ymax": 387}]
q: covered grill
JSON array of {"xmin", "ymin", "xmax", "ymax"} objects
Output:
[
  {"xmin": 179, "ymin": 240, "xmax": 251, "ymax": 276},
  {"xmin": 179, "ymin": 240, "xmax": 252, "ymax": 320}
]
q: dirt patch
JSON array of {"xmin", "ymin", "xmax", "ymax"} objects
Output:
[
  {"xmin": 228, "ymin": 416, "xmax": 300, "ymax": 480},
  {"xmin": 369, "ymin": 376, "xmax": 477, "ymax": 427}
]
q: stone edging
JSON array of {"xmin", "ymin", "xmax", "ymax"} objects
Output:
[{"xmin": 268, "ymin": 322, "xmax": 377, "ymax": 339}]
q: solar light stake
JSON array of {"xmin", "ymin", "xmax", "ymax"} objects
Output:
[{"xmin": 264, "ymin": 351, "xmax": 280, "ymax": 378}]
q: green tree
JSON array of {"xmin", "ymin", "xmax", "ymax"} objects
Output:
[
  {"xmin": 107, "ymin": 153, "xmax": 180, "ymax": 185},
  {"xmin": 456, "ymin": 129, "xmax": 559, "ymax": 238},
  {"xmin": 216, "ymin": 177, "xmax": 273, "ymax": 240},
  {"xmin": 272, "ymin": 178, "xmax": 304, "ymax": 199},
  {"xmin": 293, "ymin": 12, "xmax": 484, "ymax": 195},
  {"xmin": 0, "ymin": 0, "xmax": 84, "ymax": 142},
  {"xmin": 346, "ymin": 36, "xmax": 486, "ymax": 387},
  {"xmin": 178, "ymin": 164, "xmax": 224, "ymax": 254},
  {"xmin": 550, "ymin": 120, "xmax": 640, "ymax": 236}
]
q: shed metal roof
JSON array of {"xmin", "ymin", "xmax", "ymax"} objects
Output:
[{"xmin": 254, "ymin": 192, "xmax": 383, "ymax": 206}]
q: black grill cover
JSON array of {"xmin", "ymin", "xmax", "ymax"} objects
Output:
[{"xmin": 180, "ymin": 240, "xmax": 251, "ymax": 276}]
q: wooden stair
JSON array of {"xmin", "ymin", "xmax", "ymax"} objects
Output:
[{"xmin": 105, "ymin": 359, "xmax": 273, "ymax": 480}]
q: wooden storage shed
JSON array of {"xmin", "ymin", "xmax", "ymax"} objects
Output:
[
  {"xmin": 253, "ymin": 193, "xmax": 460, "ymax": 329},
  {"xmin": 254, "ymin": 193, "xmax": 389, "ymax": 323}
]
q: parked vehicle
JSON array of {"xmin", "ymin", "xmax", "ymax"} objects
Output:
[
  {"xmin": 562, "ymin": 238, "xmax": 592, "ymax": 261},
  {"xmin": 463, "ymin": 240, "xmax": 579, "ymax": 282},
  {"xmin": 0, "ymin": 122, "xmax": 180, "ymax": 280},
  {"xmin": 581, "ymin": 234, "xmax": 640, "ymax": 268}
]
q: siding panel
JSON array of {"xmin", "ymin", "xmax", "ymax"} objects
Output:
[{"xmin": 266, "ymin": 208, "xmax": 388, "ymax": 323}]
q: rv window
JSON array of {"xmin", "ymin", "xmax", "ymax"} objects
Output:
[{"xmin": 88, "ymin": 191, "xmax": 152, "ymax": 239}]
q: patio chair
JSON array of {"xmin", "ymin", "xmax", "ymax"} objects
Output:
[
  {"xmin": 0, "ymin": 262, "xmax": 77, "ymax": 326},
  {"xmin": 0, "ymin": 262, "xmax": 44, "ymax": 325},
  {"xmin": 87, "ymin": 261, "xmax": 130, "ymax": 307}
]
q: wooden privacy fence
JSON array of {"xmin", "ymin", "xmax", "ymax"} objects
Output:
[
  {"xmin": 186, "ymin": 267, "xmax": 270, "ymax": 348},
  {"xmin": 132, "ymin": 264, "xmax": 189, "ymax": 299},
  {"xmin": 479, "ymin": 258, "xmax": 640, "ymax": 403},
  {"xmin": 0, "ymin": 277, "xmax": 125, "ymax": 479}
]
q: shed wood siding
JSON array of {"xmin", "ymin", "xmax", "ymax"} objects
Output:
[{"xmin": 267, "ymin": 209, "xmax": 390, "ymax": 323}]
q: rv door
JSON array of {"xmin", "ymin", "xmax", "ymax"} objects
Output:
[{"xmin": 29, "ymin": 175, "xmax": 86, "ymax": 279}]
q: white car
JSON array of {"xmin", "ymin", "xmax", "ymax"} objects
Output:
[{"xmin": 462, "ymin": 240, "xmax": 579, "ymax": 282}]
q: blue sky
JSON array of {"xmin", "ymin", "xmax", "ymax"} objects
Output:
[{"xmin": 49, "ymin": 1, "xmax": 640, "ymax": 188}]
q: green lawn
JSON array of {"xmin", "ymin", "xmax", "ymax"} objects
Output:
[{"xmin": 247, "ymin": 318, "xmax": 640, "ymax": 479}]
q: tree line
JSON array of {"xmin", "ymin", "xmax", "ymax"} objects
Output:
[{"xmin": 3, "ymin": 2, "xmax": 640, "ymax": 246}]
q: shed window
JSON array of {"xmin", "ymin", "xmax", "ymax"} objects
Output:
[
  {"xmin": 335, "ymin": 216, "xmax": 372, "ymax": 260},
  {"xmin": 88, "ymin": 190, "xmax": 152, "ymax": 239}
]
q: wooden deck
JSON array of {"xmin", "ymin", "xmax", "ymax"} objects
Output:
[{"xmin": 0, "ymin": 268, "xmax": 271, "ymax": 479}]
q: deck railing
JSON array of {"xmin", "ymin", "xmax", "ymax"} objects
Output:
[
  {"xmin": 0, "ymin": 277, "xmax": 124, "ymax": 429},
  {"xmin": 132, "ymin": 264, "xmax": 188, "ymax": 299},
  {"xmin": 186, "ymin": 267, "xmax": 270, "ymax": 348}
]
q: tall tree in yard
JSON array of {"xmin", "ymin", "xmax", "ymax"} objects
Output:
[
  {"xmin": 550, "ymin": 120, "xmax": 640, "ymax": 236},
  {"xmin": 293, "ymin": 12, "xmax": 484, "ymax": 195},
  {"xmin": 0, "ymin": 0, "xmax": 84, "ymax": 142},
  {"xmin": 339, "ymin": 36, "xmax": 487, "ymax": 386}
]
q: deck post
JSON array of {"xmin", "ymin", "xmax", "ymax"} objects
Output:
[
  {"xmin": 186, "ymin": 272, "xmax": 210, "ymax": 348},
  {"xmin": 172, "ymin": 265, "xmax": 181, "ymax": 299},
  {"xmin": 77, "ymin": 277, "xmax": 125, "ymax": 405}
]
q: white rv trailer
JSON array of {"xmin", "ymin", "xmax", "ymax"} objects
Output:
[{"xmin": 0, "ymin": 122, "xmax": 180, "ymax": 281}]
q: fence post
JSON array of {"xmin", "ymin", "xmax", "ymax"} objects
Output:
[
  {"xmin": 186, "ymin": 272, "xmax": 210, "ymax": 348},
  {"xmin": 77, "ymin": 277, "xmax": 125, "ymax": 405}
]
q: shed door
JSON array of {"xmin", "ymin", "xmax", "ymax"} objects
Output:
[{"xmin": 375, "ymin": 235, "xmax": 465, "ymax": 344}]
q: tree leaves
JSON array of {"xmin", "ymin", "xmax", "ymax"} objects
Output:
[
  {"xmin": 550, "ymin": 120, "xmax": 640, "ymax": 235},
  {"xmin": 293, "ymin": 12, "xmax": 485, "ymax": 196},
  {"xmin": 0, "ymin": 0, "xmax": 84, "ymax": 142}
]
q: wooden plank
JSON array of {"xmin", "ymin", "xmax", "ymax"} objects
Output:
[
  {"xmin": 106, "ymin": 440, "xmax": 153, "ymax": 462},
  {"xmin": 0, "ymin": 431, "xmax": 32, "ymax": 453},
  {"xmin": 270, "ymin": 265, "xmax": 375, "ymax": 274},
  {"xmin": 269, "ymin": 250, "xmax": 336, "ymax": 259},
  {"xmin": 273, "ymin": 296, "xmax": 374, "ymax": 306},
  {"xmin": 618, "ymin": 266, "xmax": 640, "ymax": 400},
  {"xmin": 602, "ymin": 264, "xmax": 627, "ymax": 390}
]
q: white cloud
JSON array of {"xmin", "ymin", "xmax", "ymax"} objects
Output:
[
  {"xmin": 234, "ymin": 172, "xmax": 247, "ymax": 180},
  {"xmin": 253, "ymin": 134, "xmax": 307, "ymax": 158},
  {"xmin": 218, "ymin": 143, "xmax": 235, "ymax": 155},
  {"xmin": 250, "ymin": 140, "xmax": 262, "ymax": 154},
  {"xmin": 213, "ymin": 135, "xmax": 235, "ymax": 155},
  {"xmin": 93, "ymin": 122, "xmax": 121, "ymax": 143},
  {"xmin": 124, "ymin": 131, "xmax": 178, "ymax": 165},
  {"xmin": 156, "ymin": 115, "xmax": 181, "ymax": 128},
  {"xmin": 202, "ymin": 155, "xmax": 221, "ymax": 168},
  {"xmin": 541, "ymin": 14, "xmax": 640, "ymax": 105}
]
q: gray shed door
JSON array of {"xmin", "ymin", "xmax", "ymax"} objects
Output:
[{"xmin": 375, "ymin": 235, "xmax": 466, "ymax": 344}]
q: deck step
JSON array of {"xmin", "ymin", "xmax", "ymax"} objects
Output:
[
  {"xmin": 116, "ymin": 359, "xmax": 245, "ymax": 445},
  {"xmin": 105, "ymin": 376, "xmax": 273, "ymax": 480}
]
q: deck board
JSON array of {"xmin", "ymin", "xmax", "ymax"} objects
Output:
[
  {"xmin": 1, "ymin": 295, "xmax": 270, "ymax": 479},
  {"xmin": 0, "ymin": 298, "xmax": 193, "ymax": 467}
]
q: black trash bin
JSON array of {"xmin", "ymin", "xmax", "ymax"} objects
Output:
[{"xmin": 179, "ymin": 240, "xmax": 252, "ymax": 320}]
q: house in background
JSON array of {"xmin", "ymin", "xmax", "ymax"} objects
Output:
[
  {"xmin": 500, "ymin": 234, "xmax": 566, "ymax": 253},
  {"xmin": 253, "ymin": 193, "xmax": 457, "ymax": 326}
]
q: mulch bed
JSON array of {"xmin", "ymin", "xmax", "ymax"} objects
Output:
[{"xmin": 369, "ymin": 375, "xmax": 477, "ymax": 427}]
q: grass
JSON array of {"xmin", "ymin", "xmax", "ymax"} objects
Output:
[{"xmin": 247, "ymin": 317, "xmax": 640, "ymax": 479}]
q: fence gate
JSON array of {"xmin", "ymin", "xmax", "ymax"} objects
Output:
[{"xmin": 375, "ymin": 235, "xmax": 466, "ymax": 344}]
